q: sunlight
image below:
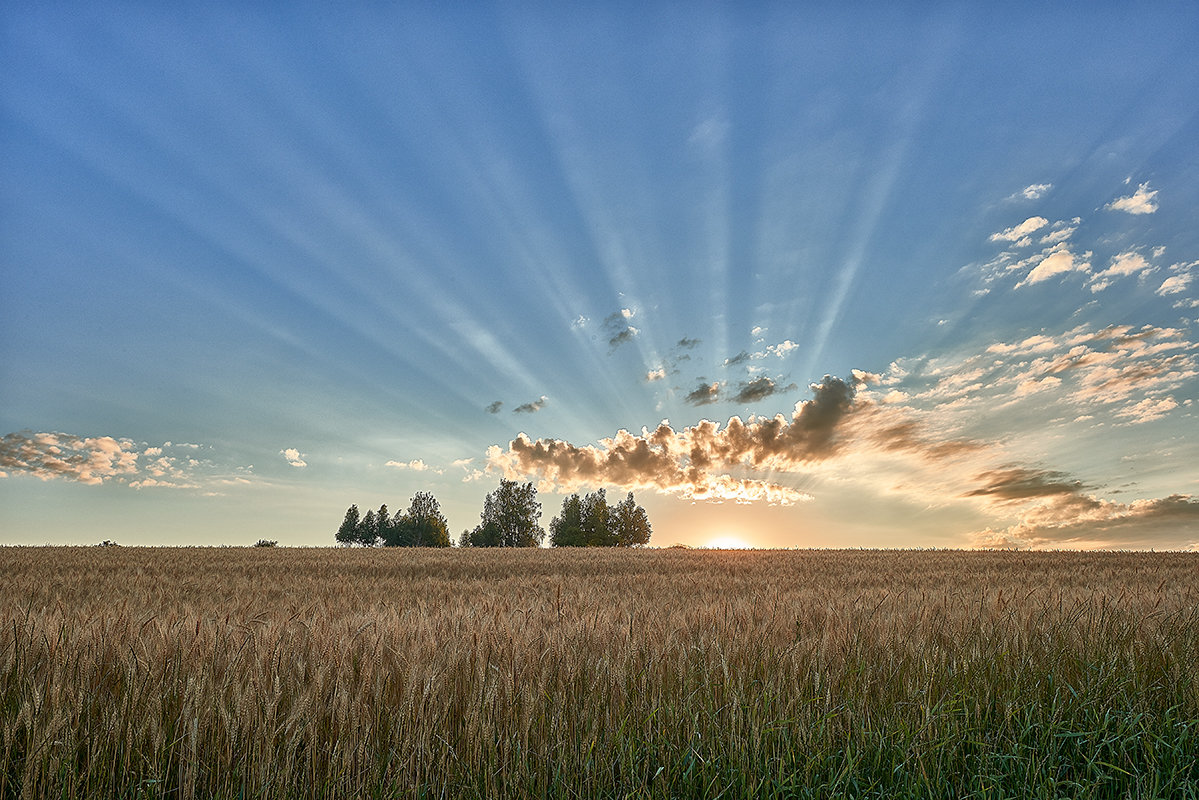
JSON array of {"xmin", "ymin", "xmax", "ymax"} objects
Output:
[{"xmin": 705, "ymin": 534, "xmax": 755, "ymax": 549}]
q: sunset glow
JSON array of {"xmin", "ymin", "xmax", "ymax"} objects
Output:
[{"xmin": 2, "ymin": 5, "xmax": 1197, "ymax": 549}]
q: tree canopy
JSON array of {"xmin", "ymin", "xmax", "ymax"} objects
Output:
[
  {"xmin": 460, "ymin": 479, "xmax": 545, "ymax": 547},
  {"xmin": 550, "ymin": 490, "xmax": 651, "ymax": 547},
  {"xmin": 335, "ymin": 494, "xmax": 451, "ymax": 547}
]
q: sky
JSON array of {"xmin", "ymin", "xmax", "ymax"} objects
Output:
[{"xmin": 2, "ymin": 2, "xmax": 1198, "ymax": 549}]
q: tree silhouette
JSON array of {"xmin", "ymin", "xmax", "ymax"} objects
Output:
[
  {"xmin": 335, "ymin": 504, "xmax": 361, "ymax": 546},
  {"xmin": 358, "ymin": 509, "xmax": 379, "ymax": 547},
  {"xmin": 461, "ymin": 479, "xmax": 544, "ymax": 547}
]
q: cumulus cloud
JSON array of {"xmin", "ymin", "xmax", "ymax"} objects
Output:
[
  {"xmin": 1106, "ymin": 182, "xmax": 1158, "ymax": 215},
  {"xmin": 990, "ymin": 216, "xmax": 1048, "ymax": 243},
  {"xmin": 684, "ymin": 381, "xmax": 723, "ymax": 406},
  {"xmin": 514, "ymin": 396, "xmax": 548, "ymax": 414},
  {"xmin": 281, "ymin": 448, "xmax": 307, "ymax": 468},
  {"xmin": 0, "ymin": 431, "xmax": 140, "ymax": 485},
  {"xmin": 487, "ymin": 376, "xmax": 860, "ymax": 505}
]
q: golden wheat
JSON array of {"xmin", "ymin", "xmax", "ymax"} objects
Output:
[{"xmin": 2, "ymin": 546, "xmax": 1197, "ymax": 798}]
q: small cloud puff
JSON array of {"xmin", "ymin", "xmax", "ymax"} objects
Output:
[
  {"xmin": 603, "ymin": 310, "xmax": 639, "ymax": 349},
  {"xmin": 646, "ymin": 367, "xmax": 667, "ymax": 382},
  {"xmin": 386, "ymin": 459, "xmax": 429, "ymax": 471},
  {"xmin": 486, "ymin": 401, "xmax": 504, "ymax": 414},
  {"xmin": 514, "ymin": 396, "xmax": 548, "ymax": 414},
  {"xmin": 685, "ymin": 381, "xmax": 723, "ymax": 406},
  {"xmin": 1021, "ymin": 183, "xmax": 1052, "ymax": 200},
  {"xmin": 281, "ymin": 448, "xmax": 307, "ymax": 468},
  {"xmin": 1107, "ymin": 182, "xmax": 1158, "ymax": 215},
  {"xmin": 1015, "ymin": 244, "xmax": 1091, "ymax": 288},
  {"xmin": 990, "ymin": 216, "xmax": 1048, "ymax": 244}
]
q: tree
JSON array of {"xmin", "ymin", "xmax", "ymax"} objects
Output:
[
  {"xmin": 462, "ymin": 479, "xmax": 544, "ymax": 547},
  {"xmin": 549, "ymin": 493, "xmax": 586, "ymax": 547},
  {"xmin": 549, "ymin": 490, "xmax": 652, "ymax": 547},
  {"xmin": 387, "ymin": 491, "xmax": 451, "ymax": 547},
  {"xmin": 580, "ymin": 489, "xmax": 614, "ymax": 546},
  {"xmin": 358, "ymin": 509, "xmax": 379, "ymax": 547},
  {"xmin": 375, "ymin": 504, "xmax": 392, "ymax": 544},
  {"xmin": 253, "ymin": 539, "xmax": 278, "ymax": 547},
  {"xmin": 335, "ymin": 504, "xmax": 361, "ymax": 546},
  {"xmin": 611, "ymin": 492, "xmax": 652, "ymax": 547}
]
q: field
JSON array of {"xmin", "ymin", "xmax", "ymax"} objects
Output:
[{"xmin": 2, "ymin": 547, "xmax": 1198, "ymax": 799}]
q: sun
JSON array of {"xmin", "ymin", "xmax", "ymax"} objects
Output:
[{"xmin": 705, "ymin": 535, "xmax": 754, "ymax": 550}]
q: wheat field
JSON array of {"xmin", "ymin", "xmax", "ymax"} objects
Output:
[{"xmin": 2, "ymin": 546, "xmax": 1197, "ymax": 798}]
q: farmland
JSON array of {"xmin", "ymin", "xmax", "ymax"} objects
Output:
[{"xmin": 2, "ymin": 546, "xmax": 1197, "ymax": 798}]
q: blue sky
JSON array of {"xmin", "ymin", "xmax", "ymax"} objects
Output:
[{"xmin": 3, "ymin": 2, "xmax": 1198, "ymax": 548}]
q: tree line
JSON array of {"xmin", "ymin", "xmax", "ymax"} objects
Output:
[{"xmin": 335, "ymin": 479, "xmax": 651, "ymax": 548}]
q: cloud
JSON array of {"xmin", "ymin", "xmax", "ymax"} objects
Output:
[
  {"xmin": 646, "ymin": 367, "xmax": 667, "ymax": 382},
  {"xmin": 731, "ymin": 376, "xmax": 798, "ymax": 404},
  {"xmin": 676, "ymin": 337, "xmax": 701, "ymax": 349},
  {"xmin": 603, "ymin": 310, "xmax": 639, "ymax": 349},
  {"xmin": 513, "ymin": 395, "xmax": 548, "ymax": 414},
  {"xmin": 1015, "ymin": 244, "xmax": 1091, "ymax": 287},
  {"xmin": 488, "ymin": 377, "xmax": 860, "ymax": 505},
  {"xmin": 1021, "ymin": 183, "xmax": 1052, "ymax": 200},
  {"xmin": 386, "ymin": 459, "xmax": 429, "ymax": 471},
  {"xmin": 0, "ymin": 431, "xmax": 139, "ymax": 485},
  {"xmin": 723, "ymin": 340, "xmax": 799, "ymax": 367},
  {"xmin": 964, "ymin": 468, "xmax": 1087, "ymax": 502},
  {"xmin": 281, "ymin": 448, "xmax": 307, "ymax": 468},
  {"xmin": 684, "ymin": 381, "xmax": 723, "ymax": 406},
  {"xmin": 972, "ymin": 493, "xmax": 1199, "ymax": 550},
  {"xmin": 486, "ymin": 401, "xmax": 504, "ymax": 414},
  {"xmin": 1157, "ymin": 273, "xmax": 1192, "ymax": 296},
  {"xmin": 990, "ymin": 216, "xmax": 1048, "ymax": 243},
  {"xmin": 1115, "ymin": 395, "xmax": 1178, "ymax": 424},
  {"xmin": 1088, "ymin": 251, "xmax": 1154, "ymax": 292},
  {"xmin": 1107, "ymin": 182, "xmax": 1158, "ymax": 215},
  {"xmin": 571, "ymin": 315, "xmax": 589, "ymax": 329}
]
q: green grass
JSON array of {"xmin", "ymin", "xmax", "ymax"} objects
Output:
[{"xmin": 2, "ymin": 547, "xmax": 1197, "ymax": 798}]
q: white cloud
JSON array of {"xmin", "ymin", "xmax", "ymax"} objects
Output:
[
  {"xmin": 1021, "ymin": 183, "xmax": 1052, "ymax": 200},
  {"xmin": 990, "ymin": 216, "xmax": 1048, "ymax": 243},
  {"xmin": 1088, "ymin": 251, "xmax": 1154, "ymax": 292},
  {"xmin": 386, "ymin": 458, "xmax": 437, "ymax": 472},
  {"xmin": 646, "ymin": 367, "xmax": 667, "ymax": 382},
  {"xmin": 1157, "ymin": 274, "xmax": 1192, "ymax": 296},
  {"xmin": 1116, "ymin": 396, "xmax": 1178, "ymax": 424},
  {"xmin": 767, "ymin": 340, "xmax": 798, "ymax": 358},
  {"xmin": 1106, "ymin": 182, "xmax": 1158, "ymax": 215},
  {"xmin": 1016, "ymin": 245, "xmax": 1091, "ymax": 287},
  {"xmin": 281, "ymin": 448, "xmax": 307, "ymax": 468},
  {"xmin": 1039, "ymin": 226, "xmax": 1076, "ymax": 246}
]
